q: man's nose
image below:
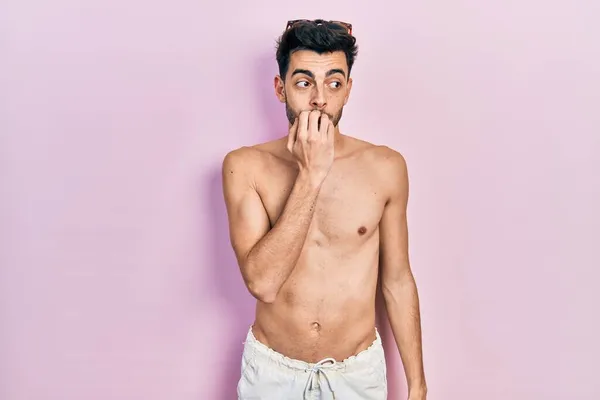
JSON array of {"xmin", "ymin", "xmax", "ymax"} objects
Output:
[{"xmin": 310, "ymin": 87, "xmax": 327, "ymax": 110}]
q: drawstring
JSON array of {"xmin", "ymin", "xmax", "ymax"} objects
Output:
[{"xmin": 303, "ymin": 357, "xmax": 337, "ymax": 399}]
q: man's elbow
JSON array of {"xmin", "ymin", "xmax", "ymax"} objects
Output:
[
  {"xmin": 241, "ymin": 259, "xmax": 279, "ymax": 304},
  {"xmin": 247, "ymin": 280, "xmax": 278, "ymax": 304},
  {"xmin": 382, "ymin": 273, "xmax": 417, "ymax": 301}
]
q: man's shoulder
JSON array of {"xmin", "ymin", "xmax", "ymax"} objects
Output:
[
  {"xmin": 222, "ymin": 138, "xmax": 287, "ymax": 172},
  {"xmin": 354, "ymin": 142, "xmax": 408, "ymax": 199},
  {"xmin": 342, "ymin": 138, "xmax": 408, "ymax": 200},
  {"xmin": 344, "ymin": 136, "xmax": 407, "ymax": 171},
  {"xmin": 372, "ymin": 145, "xmax": 407, "ymax": 172}
]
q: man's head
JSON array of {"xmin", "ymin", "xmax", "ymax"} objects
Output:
[{"xmin": 274, "ymin": 19, "xmax": 358, "ymax": 127}]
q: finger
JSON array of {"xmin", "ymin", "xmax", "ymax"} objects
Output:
[
  {"xmin": 308, "ymin": 110, "xmax": 321, "ymax": 140},
  {"xmin": 326, "ymin": 119, "xmax": 335, "ymax": 143},
  {"xmin": 319, "ymin": 114, "xmax": 330, "ymax": 140},
  {"xmin": 297, "ymin": 111, "xmax": 309, "ymax": 142},
  {"xmin": 287, "ymin": 117, "xmax": 298, "ymax": 152}
]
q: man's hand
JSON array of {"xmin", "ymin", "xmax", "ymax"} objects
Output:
[{"xmin": 287, "ymin": 110, "xmax": 335, "ymax": 185}]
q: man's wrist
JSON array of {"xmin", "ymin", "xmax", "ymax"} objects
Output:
[
  {"xmin": 408, "ymin": 381, "xmax": 427, "ymax": 398},
  {"xmin": 296, "ymin": 169, "xmax": 326, "ymax": 190}
]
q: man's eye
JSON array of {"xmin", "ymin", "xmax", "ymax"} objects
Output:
[
  {"xmin": 329, "ymin": 82, "xmax": 341, "ymax": 89},
  {"xmin": 296, "ymin": 81, "xmax": 310, "ymax": 88}
]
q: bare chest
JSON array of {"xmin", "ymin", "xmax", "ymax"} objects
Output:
[{"xmin": 257, "ymin": 162, "xmax": 387, "ymax": 246}]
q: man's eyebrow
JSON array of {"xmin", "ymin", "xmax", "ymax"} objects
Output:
[
  {"xmin": 291, "ymin": 69, "xmax": 314, "ymax": 78},
  {"xmin": 290, "ymin": 68, "xmax": 347, "ymax": 79},
  {"xmin": 326, "ymin": 68, "xmax": 346, "ymax": 78}
]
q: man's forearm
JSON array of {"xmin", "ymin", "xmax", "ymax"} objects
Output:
[
  {"xmin": 243, "ymin": 171, "xmax": 322, "ymax": 302},
  {"xmin": 383, "ymin": 275, "xmax": 427, "ymax": 395}
]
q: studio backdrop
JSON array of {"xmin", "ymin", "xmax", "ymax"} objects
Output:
[{"xmin": 1, "ymin": 1, "xmax": 598, "ymax": 399}]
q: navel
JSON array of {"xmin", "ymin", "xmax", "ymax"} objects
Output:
[
  {"xmin": 311, "ymin": 322, "xmax": 321, "ymax": 332},
  {"xmin": 358, "ymin": 226, "xmax": 367, "ymax": 235}
]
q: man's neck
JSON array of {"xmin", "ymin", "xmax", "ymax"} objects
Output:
[{"xmin": 332, "ymin": 128, "xmax": 345, "ymax": 155}]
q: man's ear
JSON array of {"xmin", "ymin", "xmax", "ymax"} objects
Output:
[{"xmin": 274, "ymin": 75, "xmax": 286, "ymax": 103}]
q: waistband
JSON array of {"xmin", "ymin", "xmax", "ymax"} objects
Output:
[{"xmin": 243, "ymin": 325, "xmax": 384, "ymax": 373}]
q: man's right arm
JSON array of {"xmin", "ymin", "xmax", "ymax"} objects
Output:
[{"xmin": 221, "ymin": 148, "xmax": 322, "ymax": 303}]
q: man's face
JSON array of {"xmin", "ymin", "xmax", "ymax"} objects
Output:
[{"xmin": 275, "ymin": 50, "xmax": 353, "ymax": 127}]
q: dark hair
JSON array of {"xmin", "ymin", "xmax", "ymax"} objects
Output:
[{"xmin": 275, "ymin": 20, "xmax": 358, "ymax": 80}]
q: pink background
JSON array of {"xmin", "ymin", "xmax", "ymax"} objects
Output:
[{"xmin": 2, "ymin": 1, "xmax": 599, "ymax": 399}]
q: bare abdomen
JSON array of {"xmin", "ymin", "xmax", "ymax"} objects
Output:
[{"xmin": 252, "ymin": 264, "xmax": 379, "ymax": 363}]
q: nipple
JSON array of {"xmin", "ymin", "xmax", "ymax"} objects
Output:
[{"xmin": 358, "ymin": 226, "xmax": 367, "ymax": 235}]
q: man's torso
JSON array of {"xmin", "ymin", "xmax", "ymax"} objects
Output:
[{"xmin": 243, "ymin": 135, "xmax": 396, "ymax": 363}]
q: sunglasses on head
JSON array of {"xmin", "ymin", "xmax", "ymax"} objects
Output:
[{"xmin": 285, "ymin": 19, "xmax": 353, "ymax": 35}]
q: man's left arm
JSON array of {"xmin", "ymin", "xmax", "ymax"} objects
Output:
[{"xmin": 378, "ymin": 149, "xmax": 427, "ymax": 399}]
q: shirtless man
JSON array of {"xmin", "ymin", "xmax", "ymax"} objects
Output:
[{"xmin": 222, "ymin": 19, "xmax": 427, "ymax": 399}]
